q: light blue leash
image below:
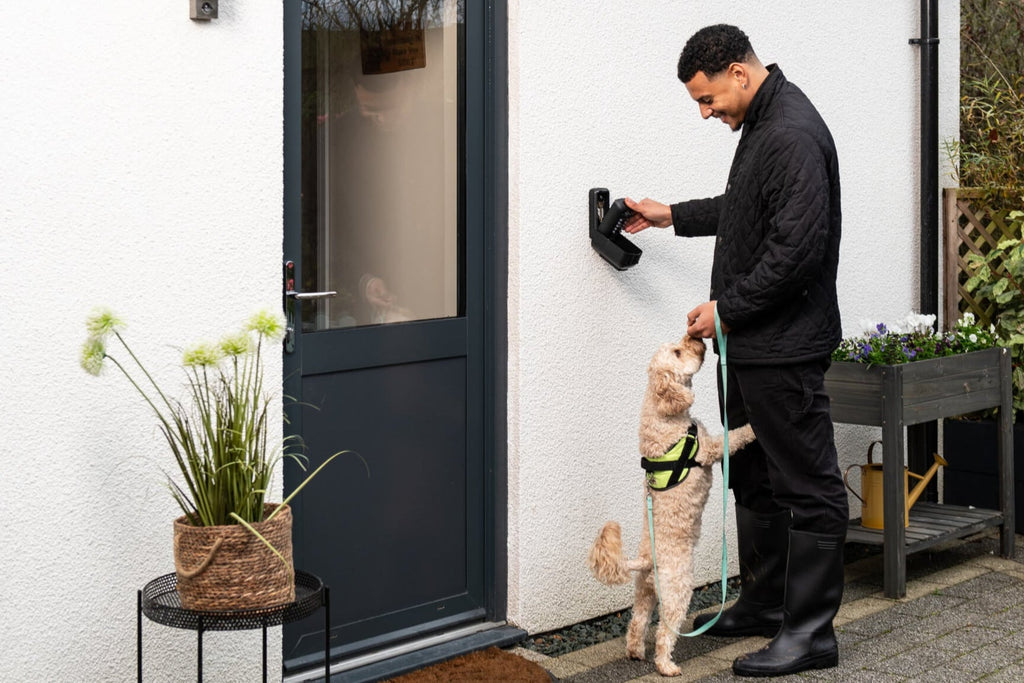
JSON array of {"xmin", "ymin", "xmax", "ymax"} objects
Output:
[{"xmin": 645, "ymin": 305, "xmax": 730, "ymax": 637}]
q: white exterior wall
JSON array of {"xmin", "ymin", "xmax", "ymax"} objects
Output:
[
  {"xmin": 0, "ymin": 3, "xmax": 284, "ymax": 681},
  {"xmin": 506, "ymin": 1, "xmax": 961, "ymax": 633},
  {"xmin": 0, "ymin": 0, "xmax": 961, "ymax": 678}
]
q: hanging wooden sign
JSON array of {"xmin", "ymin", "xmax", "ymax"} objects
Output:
[{"xmin": 360, "ymin": 26, "xmax": 426, "ymax": 75}]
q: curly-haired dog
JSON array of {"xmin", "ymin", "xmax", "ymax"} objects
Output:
[{"xmin": 588, "ymin": 335, "xmax": 756, "ymax": 677}]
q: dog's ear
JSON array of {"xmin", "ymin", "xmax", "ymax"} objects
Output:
[{"xmin": 653, "ymin": 370, "xmax": 693, "ymax": 416}]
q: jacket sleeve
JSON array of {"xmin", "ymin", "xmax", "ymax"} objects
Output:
[
  {"xmin": 671, "ymin": 195, "xmax": 723, "ymax": 237},
  {"xmin": 716, "ymin": 128, "xmax": 833, "ymax": 328}
]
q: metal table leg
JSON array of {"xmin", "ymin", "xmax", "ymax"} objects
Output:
[
  {"xmin": 262, "ymin": 622, "xmax": 268, "ymax": 683},
  {"xmin": 137, "ymin": 590, "xmax": 143, "ymax": 682},
  {"xmin": 197, "ymin": 615, "xmax": 204, "ymax": 682},
  {"xmin": 324, "ymin": 586, "xmax": 331, "ymax": 682}
]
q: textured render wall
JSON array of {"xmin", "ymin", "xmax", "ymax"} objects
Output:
[
  {"xmin": 0, "ymin": 4, "xmax": 283, "ymax": 681},
  {"xmin": 507, "ymin": 1, "xmax": 961, "ymax": 633}
]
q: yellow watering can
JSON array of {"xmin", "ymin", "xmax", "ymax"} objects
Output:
[{"xmin": 844, "ymin": 440, "xmax": 948, "ymax": 530}]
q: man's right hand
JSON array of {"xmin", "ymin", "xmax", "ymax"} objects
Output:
[{"xmin": 622, "ymin": 197, "xmax": 672, "ymax": 233}]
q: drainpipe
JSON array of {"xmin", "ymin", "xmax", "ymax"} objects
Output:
[
  {"xmin": 909, "ymin": 0, "xmax": 940, "ymax": 497},
  {"xmin": 911, "ymin": 0, "xmax": 940, "ymax": 319}
]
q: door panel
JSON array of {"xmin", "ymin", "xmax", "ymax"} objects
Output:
[
  {"xmin": 282, "ymin": 0, "xmax": 487, "ymax": 670},
  {"xmin": 292, "ymin": 356, "xmax": 480, "ymax": 645}
]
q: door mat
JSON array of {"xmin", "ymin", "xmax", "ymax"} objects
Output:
[{"xmin": 386, "ymin": 646, "xmax": 553, "ymax": 682}]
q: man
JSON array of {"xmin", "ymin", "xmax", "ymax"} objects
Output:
[{"xmin": 623, "ymin": 24, "xmax": 849, "ymax": 677}]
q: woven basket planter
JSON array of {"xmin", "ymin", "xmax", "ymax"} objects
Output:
[{"xmin": 173, "ymin": 503, "xmax": 295, "ymax": 612}]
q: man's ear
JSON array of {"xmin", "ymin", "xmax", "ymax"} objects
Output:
[{"xmin": 728, "ymin": 62, "xmax": 747, "ymax": 86}]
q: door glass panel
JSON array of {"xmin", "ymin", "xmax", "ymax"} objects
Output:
[{"xmin": 301, "ymin": 1, "xmax": 463, "ymax": 330}]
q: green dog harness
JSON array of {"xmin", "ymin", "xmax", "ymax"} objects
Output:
[{"xmin": 641, "ymin": 423, "xmax": 701, "ymax": 490}]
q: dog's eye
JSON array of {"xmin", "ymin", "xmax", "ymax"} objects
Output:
[{"xmin": 673, "ymin": 349, "xmax": 681, "ymax": 358}]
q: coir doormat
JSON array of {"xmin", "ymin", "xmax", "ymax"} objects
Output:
[{"xmin": 386, "ymin": 646, "xmax": 553, "ymax": 682}]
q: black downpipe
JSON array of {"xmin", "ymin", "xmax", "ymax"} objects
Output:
[
  {"xmin": 912, "ymin": 0, "xmax": 940, "ymax": 318},
  {"xmin": 909, "ymin": 0, "xmax": 941, "ymax": 499}
]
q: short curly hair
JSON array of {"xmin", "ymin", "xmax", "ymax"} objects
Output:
[{"xmin": 677, "ymin": 24, "xmax": 755, "ymax": 83}]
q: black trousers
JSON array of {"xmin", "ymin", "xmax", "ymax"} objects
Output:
[{"xmin": 716, "ymin": 358, "xmax": 849, "ymax": 536}]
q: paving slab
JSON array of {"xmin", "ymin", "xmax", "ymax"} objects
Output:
[{"xmin": 535, "ymin": 530, "xmax": 1024, "ymax": 682}]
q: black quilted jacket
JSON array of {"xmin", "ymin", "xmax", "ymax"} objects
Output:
[{"xmin": 670, "ymin": 65, "xmax": 842, "ymax": 364}]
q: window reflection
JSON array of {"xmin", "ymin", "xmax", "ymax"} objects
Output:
[{"xmin": 301, "ymin": 0, "xmax": 463, "ymax": 330}]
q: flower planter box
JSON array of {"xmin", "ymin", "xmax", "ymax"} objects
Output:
[{"xmin": 825, "ymin": 347, "xmax": 1015, "ymax": 597}]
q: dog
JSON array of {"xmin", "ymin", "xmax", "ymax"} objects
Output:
[{"xmin": 588, "ymin": 334, "xmax": 756, "ymax": 676}]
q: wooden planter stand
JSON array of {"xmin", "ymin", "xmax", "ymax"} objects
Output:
[{"xmin": 825, "ymin": 347, "xmax": 1015, "ymax": 597}]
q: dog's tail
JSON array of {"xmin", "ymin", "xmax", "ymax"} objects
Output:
[{"xmin": 588, "ymin": 521, "xmax": 651, "ymax": 585}]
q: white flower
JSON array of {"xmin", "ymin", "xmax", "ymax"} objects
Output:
[
  {"xmin": 970, "ymin": 333, "xmax": 978, "ymax": 343},
  {"xmin": 901, "ymin": 312, "xmax": 936, "ymax": 335}
]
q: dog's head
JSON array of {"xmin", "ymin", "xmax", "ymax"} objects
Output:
[{"xmin": 648, "ymin": 335, "xmax": 706, "ymax": 416}]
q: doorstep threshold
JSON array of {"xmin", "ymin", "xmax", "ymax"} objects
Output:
[{"xmin": 284, "ymin": 621, "xmax": 525, "ymax": 682}]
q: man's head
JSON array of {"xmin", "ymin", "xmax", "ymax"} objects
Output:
[{"xmin": 677, "ymin": 24, "xmax": 766, "ymax": 131}]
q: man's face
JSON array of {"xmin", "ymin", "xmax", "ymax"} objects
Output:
[{"xmin": 684, "ymin": 69, "xmax": 747, "ymax": 131}]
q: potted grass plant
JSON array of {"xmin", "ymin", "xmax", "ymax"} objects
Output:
[{"xmin": 81, "ymin": 307, "xmax": 343, "ymax": 611}]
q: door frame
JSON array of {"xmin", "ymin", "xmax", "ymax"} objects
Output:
[{"xmin": 281, "ymin": 0, "xmax": 509, "ymax": 672}]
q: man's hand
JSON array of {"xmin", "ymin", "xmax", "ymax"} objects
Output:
[
  {"xmin": 686, "ymin": 300, "xmax": 730, "ymax": 338},
  {"xmin": 622, "ymin": 197, "xmax": 672, "ymax": 233}
]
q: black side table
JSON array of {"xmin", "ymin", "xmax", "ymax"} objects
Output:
[{"xmin": 138, "ymin": 570, "xmax": 330, "ymax": 683}]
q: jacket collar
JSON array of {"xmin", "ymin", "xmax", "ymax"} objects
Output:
[{"xmin": 741, "ymin": 64, "xmax": 784, "ymax": 132}]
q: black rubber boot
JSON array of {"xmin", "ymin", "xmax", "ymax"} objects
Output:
[
  {"xmin": 732, "ymin": 529, "xmax": 844, "ymax": 677},
  {"xmin": 692, "ymin": 505, "xmax": 790, "ymax": 637}
]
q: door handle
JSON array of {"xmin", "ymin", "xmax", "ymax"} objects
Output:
[
  {"xmin": 282, "ymin": 290, "xmax": 336, "ymax": 353},
  {"xmin": 286, "ymin": 290, "xmax": 337, "ymax": 301},
  {"xmin": 283, "ymin": 260, "xmax": 337, "ymax": 301},
  {"xmin": 282, "ymin": 260, "xmax": 338, "ymax": 353}
]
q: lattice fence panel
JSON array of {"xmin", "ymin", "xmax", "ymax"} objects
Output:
[{"xmin": 943, "ymin": 188, "xmax": 1023, "ymax": 329}]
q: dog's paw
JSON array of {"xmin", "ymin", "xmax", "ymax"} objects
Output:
[
  {"xmin": 695, "ymin": 448, "xmax": 717, "ymax": 466},
  {"xmin": 626, "ymin": 642, "xmax": 646, "ymax": 661},
  {"xmin": 715, "ymin": 423, "xmax": 756, "ymax": 458},
  {"xmin": 737, "ymin": 423, "xmax": 756, "ymax": 446},
  {"xmin": 655, "ymin": 657, "xmax": 682, "ymax": 677}
]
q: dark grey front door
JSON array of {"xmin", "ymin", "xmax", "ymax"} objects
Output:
[{"xmin": 282, "ymin": 0, "xmax": 501, "ymax": 670}]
